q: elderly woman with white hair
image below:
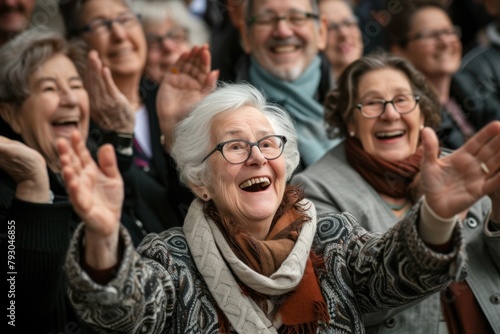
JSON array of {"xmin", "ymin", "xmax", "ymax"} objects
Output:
[
  {"xmin": 132, "ymin": 0, "xmax": 210, "ymax": 84},
  {"xmin": 58, "ymin": 83, "xmax": 500, "ymax": 333}
]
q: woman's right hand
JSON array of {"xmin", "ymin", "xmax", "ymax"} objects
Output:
[
  {"xmin": 0, "ymin": 136, "xmax": 50, "ymax": 203},
  {"xmin": 57, "ymin": 131, "xmax": 123, "ymax": 268},
  {"xmin": 85, "ymin": 50, "xmax": 135, "ymax": 134}
]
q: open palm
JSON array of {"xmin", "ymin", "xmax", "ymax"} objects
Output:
[
  {"xmin": 57, "ymin": 131, "xmax": 123, "ymax": 237},
  {"xmin": 420, "ymin": 122, "xmax": 500, "ymax": 218}
]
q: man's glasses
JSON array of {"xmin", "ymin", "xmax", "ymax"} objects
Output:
[
  {"xmin": 80, "ymin": 12, "xmax": 141, "ymax": 34},
  {"xmin": 356, "ymin": 94, "xmax": 421, "ymax": 118},
  {"xmin": 201, "ymin": 135, "xmax": 287, "ymax": 164},
  {"xmin": 247, "ymin": 11, "xmax": 319, "ymax": 28},
  {"xmin": 146, "ymin": 27, "xmax": 189, "ymax": 50},
  {"xmin": 327, "ymin": 17, "xmax": 359, "ymax": 33}
]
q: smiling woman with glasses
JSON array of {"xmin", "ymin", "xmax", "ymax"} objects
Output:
[
  {"xmin": 292, "ymin": 52, "xmax": 500, "ymax": 334},
  {"xmin": 58, "ymin": 81, "xmax": 500, "ymax": 334}
]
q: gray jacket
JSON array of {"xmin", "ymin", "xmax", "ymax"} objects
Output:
[{"xmin": 291, "ymin": 142, "xmax": 500, "ymax": 333}]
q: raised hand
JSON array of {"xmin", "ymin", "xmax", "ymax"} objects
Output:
[
  {"xmin": 57, "ymin": 131, "xmax": 123, "ymax": 268},
  {"xmin": 420, "ymin": 121, "xmax": 500, "ymax": 218},
  {"xmin": 0, "ymin": 136, "xmax": 50, "ymax": 203},
  {"xmin": 57, "ymin": 131, "xmax": 123, "ymax": 234},
  {"xmin": 156, "ymin": 44, "xmax": 219, "ymax": 152},
  {"xmin": 85, "ymin": 50, "xmax": 135, "ymax": 133}
]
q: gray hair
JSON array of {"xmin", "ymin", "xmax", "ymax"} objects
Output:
[
  {"xmin": 132, "ymin": 0, "xmax": 209, "ymax": 46},
  {"xmin": 245, "ymin": 0, "xmax": 320, "ymax": 27},
  {"xmin": 171, "ymin": 83, "xmax": 300, "ymax": 188},
  {"xmin": 0, "ymin": 26, "xmax": 87, "ymax": 106}
]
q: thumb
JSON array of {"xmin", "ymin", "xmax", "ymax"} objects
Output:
[
  {"xmin": 421, "ymin": 127, "xmax": 439, "ymax": 166},
  {"xmin": 97, "ymin": 144, "xmax": 120, "ymax": 179}
]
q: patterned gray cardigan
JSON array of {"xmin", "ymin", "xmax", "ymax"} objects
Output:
[{"xmin": 65, "ymin": 200, "xmax": 465, "ymax": 334}]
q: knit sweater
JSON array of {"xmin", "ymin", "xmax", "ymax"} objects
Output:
[{"xmin": 65, "ymin": 199, "xmax": 466, "ymax": 333}]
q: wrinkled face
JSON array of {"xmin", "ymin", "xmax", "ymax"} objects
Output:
[
  {"xmin": 396, "ymin": 7, "xmax": 461, "ymax": 79},
  {"xmin": 13, "ymin": 53, "xmax": 90, "ymax": 170},
  {"xmin": 242, "ymin": 0, "xmax": 327, "ymax": 81},
  {"xmin": 0, "ymin": 0, "xmax": 35, "ymax": 38},
  {"xmin": 143, "ymin": 19, "xmax": 190, "ymax": 83},
  {"xmin": 320, "ymin": 0, "xmax": 363, "ymax": 77},
  {"xmin": 79, "ymin": 0, "xmax": 147, "ymax": 78},
  {"xmin": 200, "ymin": 107, "xmax": 287, "ymax": 238},
  {"xmin": 348, "ymin": 68, "xmax": 424, "ymax": 162}
]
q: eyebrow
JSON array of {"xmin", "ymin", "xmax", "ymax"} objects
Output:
[
  {"xmin": 220, "ymin": 129, "xmax": 271, "ymax": 140},
  {"xmin": 358, "ymin": 88, "xmax": 412, "ymax": 99}
]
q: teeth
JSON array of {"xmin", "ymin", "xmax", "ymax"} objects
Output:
[
  {"xmin": 376, "ymin": 130, "xmax": 404, "ymax": 138},
  {"xmin": 239, "ymin": 177, "xmax": 271, "ymax": 189},
  {"xmin": 273, "ymin": 45, "xmax": 296, "ymax": 53},
  {"xmin": 53, "ymin": 118, "xmax": 78, "ymax": 125}
]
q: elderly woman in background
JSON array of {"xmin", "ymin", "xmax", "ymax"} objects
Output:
[
  {"xmin": 292, "ymin": 53, "xmax": 500, "ymax": 333},
  {"xmin": 65, "ymin": 0, "xmax": 200, "ymax": 227},
  {"xmin": 319, "ymin": 0, "xmax": 364, "ymax": 85},
  {"xmin": 132, "ymin": 0, "xmax": 210, "ymax": 84},
  {"xmin": 385, "ymin": 0, "xmax": 474, "ymax": 149},
  {"xmin": 0, "ymin": 28, "xmax": 97, "ymax": 333},
  {"xmin": 58, "ymin": 82, "xmax": 500, "ymax": 333}
]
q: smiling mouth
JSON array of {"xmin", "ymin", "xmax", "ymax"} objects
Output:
[
  {"xmin": 52, "ymin": 118, "xmax": 79, "ymax": 127},
  {"xmin": 239, "ymin": 177, "xmax": 271, "ymax": 192},
  {"xmin": 271, "ymin": 45, "xmax": 299, "ymax": 54},
  {"xmin": 375, "ymin": 130, "xmax": 405, "ymax": 140}
]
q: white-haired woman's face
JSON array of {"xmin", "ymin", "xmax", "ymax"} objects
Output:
[
  {"xmin": 197, "ymin": 107, "xmax": 287, "ymax": 239},
  {"xmin": 144, "ymin": 19, "xmax": 190, "ymax": 83},
  {"xmin": 11, "ymin": 53, "xmax": 90, "ymax": 170}
]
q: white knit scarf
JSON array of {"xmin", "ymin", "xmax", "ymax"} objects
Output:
[{"xmin": 183, "ymin": 199, "xmax": 317, "ymax": 333}]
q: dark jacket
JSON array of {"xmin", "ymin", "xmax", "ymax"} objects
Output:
[{"xmin": 451, "ymin": 24, "xmax": 500, "ymax": 133}]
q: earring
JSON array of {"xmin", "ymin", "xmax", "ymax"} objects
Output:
[
  {"xmin": 203, "ymin": 194, "xmax": 208, "ymax": 199},
  {"xmin": 349, "ymin": 131, "xmax": 355, "ymax": 137}
]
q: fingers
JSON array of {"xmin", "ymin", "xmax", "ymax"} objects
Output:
[
  {"xmin": 97, "ymin": 144, "xmax": 121, "ymax": 179},
  {"xmin": 461, "ymin": 121, "xmax": 500, "ymax": 156},
  {"xmin": 421, "ymin": 127, "xmax": 439, "ymax": 165}
]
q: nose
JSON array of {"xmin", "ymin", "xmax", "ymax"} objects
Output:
[
  {"xmin": 161, "ymin": 37, "xmax": 177, "ymax": 52},
  {"xmin": 109, "ymin": 20, "xmax": 127, "ymax": 39},
  {"xmin": 379, "ymin": 102, "xmax": 400, "ymax": 121},
  {"xmin": 60, "ymin": 87, "xmax": 78, "ymax": 107},
  {"xmin": 273, "ymin": 18, "xmax": 294, "ymax": 37},
  {"xmin": 245, "ymin": 145, "xmax": 267, "ymax": 166}
]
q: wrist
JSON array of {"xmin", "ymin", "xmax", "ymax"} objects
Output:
[{"xmin": 15, "ymin": 176, "xmax": 51, "ymax": 203}]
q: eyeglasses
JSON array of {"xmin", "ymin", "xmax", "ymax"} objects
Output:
[
  {"xmin": 146, "ymin": 27, "xmax": 189, "ymax": 49},
  {"xmin": 80, "ymin": 12, "xmax": 141, "ymax": 34},
  {"xmin": 406, "ymin": 26, "xmax": 461, "ymax": 44},
  {"xmin": 356, "ymin": 94, "xmax": 421, "ymax": 118},
  {"xmin": 247, "ymin": 11, "xmax": 319, "ymax": 28},
  {"xmin": 327, "ymin": 17, "xmax": 359, "ymax": 32},
  {"xmin": 201, "ymin": 135, "xmax": 287, "ymax": 164}
]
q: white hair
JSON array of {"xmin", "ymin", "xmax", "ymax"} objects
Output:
[
  {"xmin": 132, "ymin": 0, "xmax": 210, "ymax": 46},
  {"xmin": 171, "ymin": 83, "xmax": 300, "ymax": 188}
]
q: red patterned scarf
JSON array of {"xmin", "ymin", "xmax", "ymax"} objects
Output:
[
  {"xmin": 205, "ymin": 186, "xmax": 330, "ymax": 333},
  {"xmin": 345, "ymin": 137, "xmax": 424, "ymax": 200}
]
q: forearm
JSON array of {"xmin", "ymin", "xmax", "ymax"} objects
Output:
[
  {"xmin": 15, "ymin": 174, "xmax": 50, "ymax": 203},
  {"xmin": 84, "ymin": 228, "xmax": 120, "ymax": 269},
  {"xmin": 419, "ymin": 196, "xmax": 459, "ymax": 245}
]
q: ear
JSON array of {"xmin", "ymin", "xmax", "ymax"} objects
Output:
[
  {"xmin": 0, "ymin": 103, "xmax": 22, "ymax": 134},
  {"xmin": 316, "ymin": 16, "xmax": 328, "ymax": 51},
  {"xmin": 189, "ymin": 181, "xmax": 211, "ymax": 201}
]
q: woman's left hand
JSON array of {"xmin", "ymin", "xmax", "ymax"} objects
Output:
[
  {"xmin": 85, "ymin": 50, "xmax": 135, "ymax": 133},
  {"xmin": 420, "ymin": 121, "xmax": 500, "ymax": 218}
]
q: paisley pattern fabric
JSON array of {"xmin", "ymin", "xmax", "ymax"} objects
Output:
[{"xmin": 65, "ymin": 200, "xmax": 465, "ymax": 334}]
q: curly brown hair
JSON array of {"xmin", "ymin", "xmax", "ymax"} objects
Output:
[{"xmin": 324, "ymin": 52, "xmax": 441, "ymax": 139}]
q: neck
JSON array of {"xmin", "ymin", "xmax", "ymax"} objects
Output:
[
  {"xmin": 427, "ymin": 75, "xmax": 451, "ymax": 103},
  {"xmin": 114, "ymin": 73, "xmax": 142, "ymax": 110}
]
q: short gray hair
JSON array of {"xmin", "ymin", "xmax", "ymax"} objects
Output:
[
  {"xmin": 171, "ymin": 83, "xmax": 300, "ymax": 188},
  {"xmin": 0, "ymin": 26, "xmax": 87, "ymax": 106}
]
